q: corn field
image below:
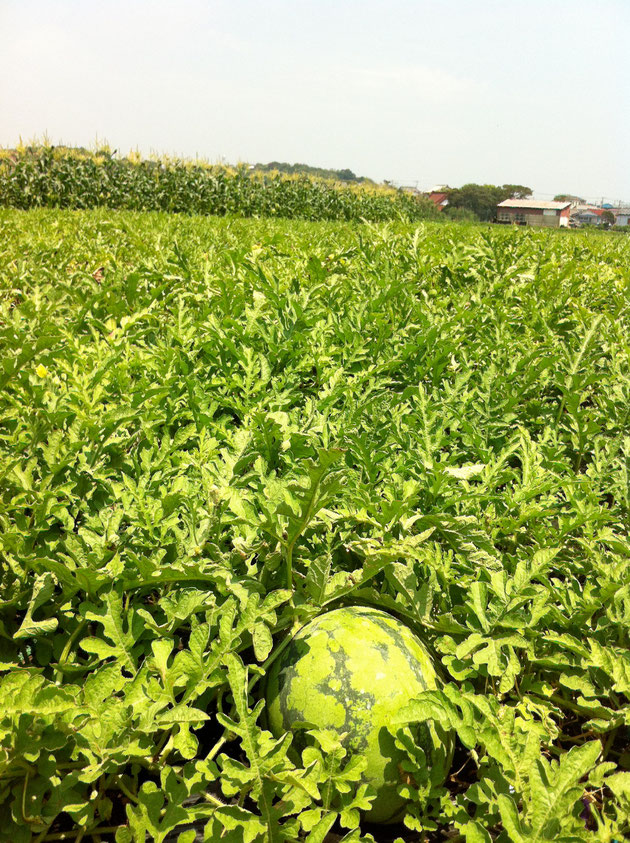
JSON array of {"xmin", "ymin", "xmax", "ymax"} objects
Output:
[{"xmin": 0, "ymin": 146, "xmax": 437, "ymax": 223}]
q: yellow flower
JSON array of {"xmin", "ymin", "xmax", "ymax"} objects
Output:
[{"xmin": 36, "ymin": 364, "xmax": 48, "ymax": 378}]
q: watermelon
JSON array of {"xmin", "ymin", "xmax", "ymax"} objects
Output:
[{"xmin": 265, "ymin": 605, "xmax": 453, "ymax": 824}]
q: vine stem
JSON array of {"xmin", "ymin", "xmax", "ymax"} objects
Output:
[
  {"xmin": 204, "ymin": 791, "xmax": 228, "ymax": 808},
  {"xmin": 536, "ymin": 692, "xmax": 613, "ymax": 721},
  {"xmin": 285, "ymin": 544, "xmax": 294, "ymax": 591},
  {"xmin": 22, "ymin": 770, "xmax": 39, "ymax": 824},
  {"xmin": 115, "ymin": 776, "xmax": 138, "ymax": 804},
  {"xmin": 206, "ymin": 735, "xmax": 227, "ymax": 761},
  {"xmin": 151, "ymin": 729, "xmax": 172, "ymax": 763},
  {"xmin": 247, "ymin": 620, "xmax": 301, "ymax": 695},
  {"xmin": 54, "ymin": 620, "xmax": 88, "ymax": 682},
  {"xmin": 155, "ymin": 734, "xmax": 175, "ymax": 765}
]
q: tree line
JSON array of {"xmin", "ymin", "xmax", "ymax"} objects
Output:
[{"xmin": 443, "ymin": 183, "xmax": 533, "ymax": 221}]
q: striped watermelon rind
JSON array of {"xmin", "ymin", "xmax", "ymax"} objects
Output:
[{"xmin": 265, "ymin": 605, "xmax": 453, "ymax": 824}]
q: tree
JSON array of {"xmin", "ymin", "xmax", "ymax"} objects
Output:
[
  {"xmin": 253, "ymin": 162, "xmax": 368, "ymax": 182},
  {"xmin": 446, "ymin": 183, "xmax": 532, "ymax": 222},
  {"xmin": 502, "ymin": 184, "xmax": 533, "ymax": 199},
  {"xmin": 443, "ymin": 206, "xmax": 478, "ymax": 222},
  {"xmin": 446, "ymin": 183, "xmax": 533, "ymax": 221},
  {"xmin": 554, "ymin": 194, "xmax": 584, "ymax": 203},
  {"xmin": 601, "ymin": 210, "xmax": 615, "ymax": 228}
]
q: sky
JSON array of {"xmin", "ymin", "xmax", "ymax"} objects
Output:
[{"xmin": 1, "ymin": 0, "xmax": 628, "ymax": 202}]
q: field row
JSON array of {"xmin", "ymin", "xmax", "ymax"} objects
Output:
[{"xmin": 1, "ymin": 211, "xmax": 629, "ymax": 841}]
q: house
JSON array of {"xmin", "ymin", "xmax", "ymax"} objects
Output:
[
  {"xmin": 496, "ymin": 199, "xmax": 571, "ymax": 227},
  {"xmin": 428, "ymin": 192, "xmax": 449, "ymax": 211},
  {"xmin": 613, "ymin": 207, "xmax": 630, "ymax": 227},
  {"xmin": 571, "ymin": 207, "xmax": 604, "ymax": 226}
]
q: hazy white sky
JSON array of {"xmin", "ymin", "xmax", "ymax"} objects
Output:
[{"xmin": 1, "ymin": 0, "xmax": 628, "ymax": 201}]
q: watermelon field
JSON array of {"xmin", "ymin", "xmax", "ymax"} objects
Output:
[{"xmin": 1, "ymin": 208, "xmax": 630, "ymax": 842}]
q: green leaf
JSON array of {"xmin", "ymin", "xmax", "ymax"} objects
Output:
[
  {"xmin": 528, "ymin": 741, "xmax": 600, "ymax": 838},
  {"xmin": 304, "ymin": 812, "xmax": 338, "ymax": 843},
  {"xmin": 80, "ymin": 591, "xmax": 144, "ymax": 675},
  {"xmin": 444, "ymin": 463, "xmax": 486, "ymax": 480},
  {"xmin": 13, "ymin": 573, "xmax": 58, "ymax": 639},
  {"xmin": 252, "ymin": 623, "xmax": 273, "ymax": 662},
  {"xmin": 461, "ymin": 821, "xmax": 493, "ymax": 843}
]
